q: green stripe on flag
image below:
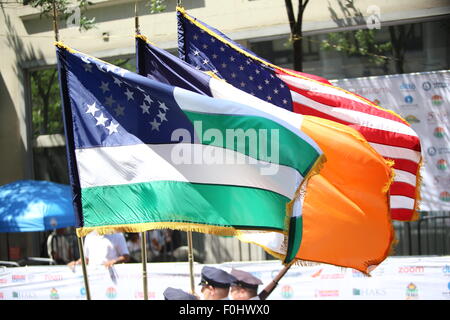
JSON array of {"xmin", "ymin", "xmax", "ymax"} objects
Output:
[
  {"xmin": 184, "ymin": 111, "xmax": 320, "ymax": 177},
  {"xmin": 81, "ymin": 181, "xmax": 289, "ymax": 231},
  {"xmin": 285, "ymin": 216, "xmax": 303, "ymax": 263}
]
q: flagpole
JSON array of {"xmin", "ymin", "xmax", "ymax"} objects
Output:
[
  {"xmin": 53, "ymin": 0, "xmax": 90, "ymax": 301},
  {"xmin": 77, "ymin": 236, "xmax": 91, "ymax": 300},
  {"xmin": 187, "ymin": 231, "xmax": 195, "ymax": 294},
  {"xmin": 52, "ymin": 0, "xmax": 59, "ymax": 42},
  {"xmin": 140, "ymin": 231, "xmax": 148, "ymax": 300},
  {"xmin": 257, "ymin": 261, "xmax": 294, "ymax": 300},
  {"xmin": 133, "ymin": 1, "xmax": 147, "ymax": 301},
  {"xmin": 135, "ymin": 1, "xmax": 141, "ymax": 35}
]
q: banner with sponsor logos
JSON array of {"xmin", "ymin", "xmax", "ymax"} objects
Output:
[
  {"xmin": 1, "ymin": 256, "xmax": 449, "ymax": 300},
  {"xmin": 333, "ymin": 70, "xmax": 450, "ymax": 211}
]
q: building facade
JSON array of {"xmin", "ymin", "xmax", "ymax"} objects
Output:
[{"xmin": 1, "ymin": 0, "xmax": 449, "ymax": 262}]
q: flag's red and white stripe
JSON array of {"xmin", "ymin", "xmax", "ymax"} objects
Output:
[{"xmin": 276, "ymin": 69, "xmax": 422, "ymax": 221}]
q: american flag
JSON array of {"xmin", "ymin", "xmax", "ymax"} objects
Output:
[{"xmin": 177, "ymin": 7, "xmax": 422, "ymax": 221}]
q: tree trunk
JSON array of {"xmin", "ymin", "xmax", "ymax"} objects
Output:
[{"xmin": 285, "ymin": 0, "xmax": 309, "ymax": 71}]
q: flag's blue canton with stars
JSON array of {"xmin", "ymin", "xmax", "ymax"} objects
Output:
[
  {"xmin": 56, "ymin": 46, "xmax": 194, "ymax": 150},
  {"xmin": 136, "ymin": 36, "xmax": 213, "ymax": 97},
  {"xmin": 177, "ymin": 10, "xmax": 293, "ymax": 111}
]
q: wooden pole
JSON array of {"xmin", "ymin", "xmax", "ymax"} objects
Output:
[
  {"xmin": 52, "ymin": 0, "xmax": 59, "ymax": 42},
  {"xmin": 140, "ymin": 231, "xmax": 148, "ymax": 300},
  {"xmin": 258, "ymin": 261, "xmax": 294, "ymax": 300},
  {"xmin": 77, "ymin": 236, "xmax": 91, "ymax": 300},
  {"xmin": 135, "ymin": 1, "xmax": 140, "ymax": 35},
  {"xmin": 187, "ymin": 231, "xmax": 195, "ymax": 294}
]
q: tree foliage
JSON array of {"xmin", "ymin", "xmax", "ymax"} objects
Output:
[
  {"xmin": 30, "ymin": 58, "xmax": 135, "ymax": 139},
  {"xmin": 320, "ymin": 0, "xmax": 392, "ymax": 67},
  {"xmin": 27, "ymin": 0, "xmax": 95, "ymax": 31}
]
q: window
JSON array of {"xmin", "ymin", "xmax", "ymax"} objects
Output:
[{"xmin": 249, "ymin": 18, "xmax": 450, "ymax": 79}]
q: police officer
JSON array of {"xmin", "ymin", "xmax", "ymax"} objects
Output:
[
  {"xmin": 163, "ymin": 287, "xmax": 198, "ymax": 300},
  {"xmin": 199, "ymin": 266, "xmax": 237, "ymax": 300},
  {"xmin": 229, "ymin": 268, "xmax": 263, "ymax": 300}
]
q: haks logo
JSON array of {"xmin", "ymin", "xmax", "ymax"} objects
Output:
[
  {"xmin": 353, "ymin": 288, "xmax": 386, "ymax": 297},
  {"xmin": 12, "ymin": 291, "xmax": 36, "ymax": 299}
]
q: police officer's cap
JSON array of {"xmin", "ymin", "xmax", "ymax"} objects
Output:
[
  {"xmin": 198, "ymin": 266, "xmax": 237, "ymax": 289},
  {"xmin": 163, "ymin": 287, "xmax": 197, "ymax": 300},
  {"xmin": 230, "ymin": 268, "xmax": 263, "ymax": 290}
]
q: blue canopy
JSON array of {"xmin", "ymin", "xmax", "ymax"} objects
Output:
[{"xmin": 0, "ymin": 180, "xmax": 76, "ymax": 232}]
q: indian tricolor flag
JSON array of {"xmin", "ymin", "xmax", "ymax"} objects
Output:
[
  {"xmin": 136, "ymin": 37, "xmax": 395, "ymax": 272},
  {"xmin": 56, "ymin": 42, "xmax": 324, "ymax": 261},
  {"xmin": 176, "ymin": 6, "xmax": 422, "ymax": 222}
]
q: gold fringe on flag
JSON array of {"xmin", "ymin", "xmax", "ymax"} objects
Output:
[{"xmin": 76, "ymin": 221, "xmax": 286, "ymax": 238}]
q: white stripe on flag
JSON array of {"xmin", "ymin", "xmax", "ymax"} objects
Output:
[
  {"xmin": 393, "ymin": 170, "xmax": 418, "ymax": 187},
  {"xmin": 390, "ymin": 195, "xmax": 416, "ymax": 210},
  {"xmin": 208, "ymin": 78, "xmax": 305, "ymax": 133},
  {"xmin": 174, "ymin": 85, "xmax": 321, "ymax": 154},
  {"xmin": 75, "ymin": 143, "xmax": 302, "ymax": 199},
  {"xmin": 289, "ymin": 90, "xmax": 418, "ymax": 137},
  {"xmin": 279, "ymin": 74, "xmax": 381, "ymax": 106},
  {"xmin": 369, "ymin": 142, "xmax": 422, "ymax": 163}
]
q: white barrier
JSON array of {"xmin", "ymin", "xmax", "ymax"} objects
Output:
[{"xmin": 0, "ymin": 256, "xmax": 449, "ymax": 300}]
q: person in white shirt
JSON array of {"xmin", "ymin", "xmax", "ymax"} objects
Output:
[{"xmin": 68, "ymin": 230, "xmax": 130, "ymax": 268}]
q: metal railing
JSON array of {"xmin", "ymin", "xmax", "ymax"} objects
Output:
[{"xmin": 393, "ymin": 211, "xmax": 450, "ymax": 256}]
